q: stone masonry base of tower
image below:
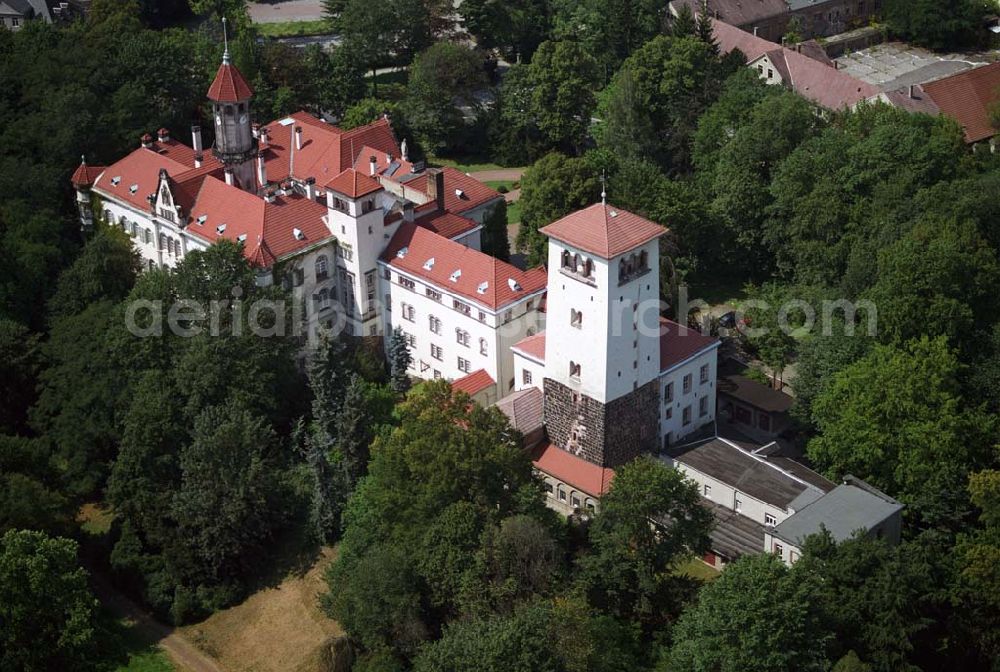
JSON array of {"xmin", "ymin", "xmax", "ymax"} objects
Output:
[{"xmin": 544, "ymin": 378, "xmax": 660, "ymax": 468}]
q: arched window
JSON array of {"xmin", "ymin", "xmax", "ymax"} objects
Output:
[
  {"xmin": 561, "ymin": 250, "xmax": 571, "ymax": 268},
  {"xmin": 619, "ymin": 259, "xmax": 626, "ymax": 281},
  {"xmin": 583, "ymin": 258, "xmax": 593, "ymax": 278},
  {"xmin": 640, "ymin": 250, "xmax": 648, "ymax": 270},
  {"xmin": 159, "ymin": 233, "xmax": 166, "ymax": 250},
  {"xmin": 225, "ymin": 104, "xmax": 234, "ymax": 117},
  {"xmin": 104, "ymin": 209, "xmax": 112, "ymax": 223},
  {"xmin": 573, "ymin": 253, "xmax": 581, "ymax": 272},
  {"xmin": 315, "ymin": 254, "xmax": 329, "ymax": 280}
]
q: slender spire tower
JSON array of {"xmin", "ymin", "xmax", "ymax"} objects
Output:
[{"xmin": 207, "ymin": 18, "xmax": 257, "ymax": 192}]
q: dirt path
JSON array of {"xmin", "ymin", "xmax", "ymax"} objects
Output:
[{"xmin": 89, "ymin": 573, "xmax": 224, "ymax": 672}]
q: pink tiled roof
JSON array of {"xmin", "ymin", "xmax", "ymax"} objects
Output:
[
  {"xmin": 404, "ymin": 167, "xmax": 503, "ymax": 215},
  {"xmin": 383, "ymin": 222, "xmax": 547, "ymax": 310},
  {"xmin": 532, "ymin": 443, "xmax": 615, "ymax": 496},
  {"xmin": 325, "ymin": 168, "xmax": 383, "ymax": 198},
  {"xmin": 922, "ymin": 62, "xmax": 1000, "ymax": 143},
  {"xmin": 659, "ymin": 318, "xmax": 718, "ymax": 372},
  {"xmin": 261, "ymin": 113, "xmax": 400, "ymax": 184},
  {"xmin": 763, "ymin": 48, "xmax": 880, "ymax": 110},
  {"xmin": 512, "ymin": 331, "xmax": 546, "ymax": 363},
  {"xmin": 414, "ymin": 209, "xmax": 480, "ymax": 240},
  {"xmin": 710, "ymin": 17, "xmax": 778, "ymax": 62},
  {"xmin": 451, "ymin": 369, "xmax": 496, "ymax": 396},
  {"xmin": 540, "ymin": 203, "xmax": 666, "ymax": 259},
  {"xmin": 71, "ymin": 159, "xmax": 105, "ymax": 188},
  {"xmin": 673, "ymin": 0, "xmax": 788, "ymax": 29},
  {"xmin": 207, "ymin": 62, "xmax": 254, "ymax": 102}
]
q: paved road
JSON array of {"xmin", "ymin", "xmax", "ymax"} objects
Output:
[
  {"xmin": 90, "ymin": 573, "xmax": 223, "ymax": 672},
  {"xmin": 249, "ymin": 0, "xmax": 324, "ymax": 23}
]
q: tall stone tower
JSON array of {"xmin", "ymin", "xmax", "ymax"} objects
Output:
[
  {"xmin": 207, "ymin": 22, "xmax": 257, "ymax": 192},
  {"xmin": 540, "ymin": 203, "xmax": 666, "ymax": 468}
]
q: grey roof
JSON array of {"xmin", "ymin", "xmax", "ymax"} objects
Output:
[
  {"xmin": 786, "ymin": 0, "xmax": 836, "ymax": 11},
  {"xmin": 703, "ymin": 500, "xmax": 765, "ymax": 559},
  {"xmin": 493, "ymin": 387, "xmax": 543, "ymax": 434},
  {"xmin": 0, "ymin": 0, "xmax": 33, "ymax": 14},
  {"xmin": 671, "ymin": 0, "xmax": 788, "ymax": 26},
  {"xmin": 772, "ymin": 479, "xmax": 904, "ymax": 545},
  {"xmin": 670, "ymin": 437, "xmax": 829, "ymax": 509}
]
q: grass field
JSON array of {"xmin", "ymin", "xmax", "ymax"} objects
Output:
[
  {"xmin": 506, "ymin": 199, "xmax": 522, "ymax": 225},
  {"xmin": 673, "ymin": 557, "xmax": 721, "ymax": 582},
  {"xmin": 427, "ymin": 155, "xmax": 510, "ymax": 173},
  {"xmin": 255, "ymin": 20, "xmax": 331, "ymax": 38},
  {"xmin": 180, "ymin": 546, "xmax": 342, "ymax": 672},
  {"xmin": 484, "ymin": 179, "xmax": 518, "ymax": 192}
]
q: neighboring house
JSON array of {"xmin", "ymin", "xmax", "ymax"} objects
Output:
[
  {"xmin": 670, "ymin": 0, "xmax": 882, "ymax": 42},
  {"xmin": 711, "ymin": 18, "xmax": 880, "ymax": 111},
  {"xmin": 665, "ymin": 436, "xmax": 902, "ymax": 567},
  {"xmin": 0, "ymin": 0, "xmax": 50, "ymax": 29},
  {"xmin": 881, "ymin": 62, "xmax": 1000, "ymax": 147},
  {"xmin": 70, "ymin": 44, "xmax": 525, "ymax": 392},
  {"xmin": 717, "ymin": 359, "xmax": 793, "ymax": 443},
  {"xmin": 451, "ymin": 369, "xmax": 500, "ymax": 406}
]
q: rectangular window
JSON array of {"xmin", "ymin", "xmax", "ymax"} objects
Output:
[
  {"xmin": 773, "ymin": 542, "xmax": 783, "ymax": 556},
  {"xmin": 765, "ymin": 513, "xmax": 777, "ymax": 527},
  {"xmin": 703, "ymin": 484, "xmax": 712, "ymax": 498},
  {"xmin": 683, "ymin": 374, "xmax": 692, "ymax": 394},
  {"xmin": 431, "ymin": 344, "xmax": 443, "ymax": 360},
  {"xmin": 426, "ymin": 287, "xmax": 442, "ymax": 301},
  {"xmin": 544, "ymin": 481, "xmax": 553, "ymax": 494},
  {"xmin": 523, "ymin": 369, "xmax": 532, "ymax": 385},
  {"xmin": 504, "ymin": 309, "xmax": 513, "ymax": 323},
  {"xmin": 457, "ymin": 357, "xmax": 471, "ymax": 373},
  {"xmin": 478, "ymin": 310, "xmax": 487, "ymax": 322},
  {"xmin": 429, "ymin": 315, "xmax": 441, "ymax": 334},
  {"xmin": 433, "ymin": 369, "xmax": 441, "ymax": 379},
  {"xmin": 571, "ymin": 494, "xmax": 581, "ymax": 508},
  {"xmin": 665, "ymin": 407, "xmax": 672, "ymax": 420},
  {"xmin": 404, "ymin": 332, "xmax": 416, "ymax": 348},
  {"xmin": 455, "ymin": 329, "xmax": 470, "ymax": 347},
  {"xmin": 664, "ymin": 382, "xmax": 673, "ymax": 403},
  {"xmin": 402, "ymin": 303, "xmax": 415, "ymax": 322},
  {"xmin": 700, "ymin": 363, "xmax": 709, "ymax": 384},
  {"xmin": 699, "ymin": 396, "xmax": 709, "ymax": 417},
  {"xmin": 364, "ymin": 270, "xmax": 376, "ymax": 313},
  {"xmin": 759, "ymin": 414, "xmax": 771, "ymax": 431},
  {"xmin": 479, "ymin": 338, "xmax": 488, "ymax": 356},
  {"xmin": 398, "ymin": 275, "xmax": 415, "ymax": 290},
  {"xmin": 682, "ymin": 405, "xmax": 692, "ymax": 426},
  {"xmin": 558, "ymin": 487, "xmax": 566, "ymax": 502}
]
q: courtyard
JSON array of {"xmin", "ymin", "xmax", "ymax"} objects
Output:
[{"xmin": 835, "ymin": 41, "xmax": 994, "ymax": 90}]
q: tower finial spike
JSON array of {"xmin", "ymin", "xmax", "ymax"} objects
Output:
[
  {"xmin": 222, "ymin": 17, "xmax": 230, "ymax": 64},
  {"xmin": 600, "ymin": 170, "xmax": 607, "ymax": 206}
]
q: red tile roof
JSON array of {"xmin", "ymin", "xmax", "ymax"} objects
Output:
[
  {"xmin": 94, "ymin": 147, "xmax": 193, "ymax": 211},
  {"xmin": 71, "ymin": 158, "xmax": 105, "ymax": 188},
  {"xmin": 540, "ymin": 203, "xmax": 666, "ymax": 259},
  {"xmin": 325, "ymin": 168, "xmax": 383, "ymax": 198},
  {"xmin": 659, "ymin": 318, "xmax": 718, "ymax": 372},
  {"xmin": 922, "ymin": 62, "xmax": 1000, "ymax": 143},
  {"xmin": 712, "ymin": 18, "xmax": 878, "ymax": 111},
  {"xmin": 182, "ymin": 176, "xmax": 331, "ymax": 262},
  {"xmin": 383, "ymin": 222, "xmax": 547, "ymax": 310},
  {"xmin": 532, "ymin": 443, "xmax": 615, "ymax": 496},
  {"xmin": 451, "ymin": 369, "xmax": 496, "ymax": 396},
  {"xmin": 414, "ymin": 209, "xmax": 480, "ymax": 240},
  {"xmin": 207, "ymin": 61, "xmax": 254, "ymax": 102},
  {"xmin": 262, "ymin": 113, "xmax": 400, "ymax": 184},
  {"xmin": 512, "ymin": 331, "xmax": 546, "ymax": 363},
  {"xmin": 403, "ymin": 167, "xmax": 503, "ymax": 215}
]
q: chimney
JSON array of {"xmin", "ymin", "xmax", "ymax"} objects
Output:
[
  {"xmin": 753, "ymin": 26, "xmax": 758, "ymax": 36},
  {"xmin": 305, "ymin": 176, "xmax": 317, "ymax": 200},
  {"xmin": 259, "ymin": 127, "xmax": 269, "ymax": 149},
  {"xmin": 252, "ymin": 122, "xmax": 260, "ymax": 139},
  {"xmin": 141, "ymin": 133, "xmax": 153, "ymax": 149},
  {"xmin": 295, "ymin": 125, "xmax": 303, "ymax": 150},
  {"xmin": 224, "ymin": 167, "xmax": 234, "ymax": 186},
  {"xmin": 157, "ymin": 127, "xmax": 170, "ymax": 142},
  {"xmin": 194, "ymin": 152, "xmax": 203, "ymax": 169},
  {"xmin": 288, "ymin": 125, "xmax": 296, "ymax": 177},
  {"xmin": 369, "ymin": 155, "xmax": 377, "ymax": 176},
  {"xmin": 401, "ymin": 138, "xmax": 409, "ymax": 162},
  {"xmin": 403, "ymin": 201, "xmax": 415, "ymax": 222},
  {"xmin": 426, "ymin": 168, "xmax": 445, "ymax": 212},
  {"xmin": 264, "ymin": 188, "xmax": 276, "ymax": 204},
  {"xmin": 909, "ymin": 84, "xmax": 915, "ymax": 99},
  {"xmin": 191, "ymin": 124, "xmax": 203, "ymax": 154},
  {"xmin": 257, "ymin": 152, "xmax": 267, "ymax": 190}
]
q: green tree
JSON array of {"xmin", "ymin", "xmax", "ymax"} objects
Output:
[
  {"xmin": 671, "ymin": 4, "xmax": 696, "ymax": 37},
  {"xmin": 807, "ymin": 337, "xmax": 994, "ymax": 526},
  {"xmin": 46, "ymin": 226, "xmax": 140, "ymax": 321},
  {"xmin": 525, "ymin": 40, "xmax": 600, "ymax": 153},
  {"xmin": 480, "ymin": 201, "xmax": 511, "ymax": 261},
  {"xmin": 665, "ymin": 553, "xmax": 828, "ymax": 672},
  {"xmin": 459, "ymin": 0, "xmax": 551, "ymax": 62},
  {"xmin": 516, "ymin": 152, "xmax": 598, "ymax": 266},
  {"xmin": 552, "ymin": 0, "xmax": 667, "ymax": 77},
  {"xmin": 405, "ymin": 42, "xmax": 487, "ymax": 154},
  {"xmin": 883, "ymin": 0, "xmax": 988, "ymax": 50},
  {"xmin": 0, "ymin": 319, "xmax": 40, "ymax": 434},
  {"xmin": 0, "ymin": 435, "xmax": 71, "ymax": 535},
  {"xmin": 954, "ymin": 469, "xmax": 1000, "ymax": 665},
  {"xmin": 388, "ymin": 327, "xmax": 412, "ymax": 394},
  {"xmin": 577, "ymin": 456, "xmax": 712, "ymax": 630},
  {"xmin": 0, "ymin": 530, "xmax": 100, "ymax": 672}
]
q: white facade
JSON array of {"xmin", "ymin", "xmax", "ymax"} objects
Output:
[
  {"xmin": 381, "ymin": 264, "xmax": 544, "ymax": 393},
  {"xmin": 96, "ymin": 194, "xmax": 203, "ymax": 272},
  {"xmin": 512, "ymin": 347, "xmax": 545, "ymax": 392},
  {"xmin": 543, "ymin": 237, "xmax": 661, "ymax": 404},
  {"xmin": 658, "ymin": 346, "xmax": 719, "ymax": 447}
]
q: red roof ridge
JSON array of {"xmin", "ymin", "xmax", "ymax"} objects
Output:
[
  {"xmin": 71, "ymin": 156, "xmax": 105, "ymax": 188},
  {"xmin": 541, "ymin": 203, "xmax": 666, "ymax": 259},
  {"xmin": 532, "ymin": 443, "xmax": 615, "ymax": 496},
  {"xmin": 452, "ymin": 369, "xmax": 496, "ymax": 396},
  {"xmin": 512, "ymin": 331, "xmax": 546, "ymax": 363},
  {"xmin": 325, "ymin": 168, "xmax": 383, "ymax": 198}
]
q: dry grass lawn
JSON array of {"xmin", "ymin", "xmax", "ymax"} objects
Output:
[{"xmin": 180, "ymin": 547, "xmax": 343, "ymax": 672}]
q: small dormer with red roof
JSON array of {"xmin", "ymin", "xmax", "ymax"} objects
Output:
[{"xmin": 208, "ymin": 20, "xmax": 257, "ymax": 193}]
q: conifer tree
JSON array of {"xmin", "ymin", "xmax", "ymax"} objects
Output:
[{"xmin": 388, "ymin": 327, "xmax": 412, "ymax": 394}]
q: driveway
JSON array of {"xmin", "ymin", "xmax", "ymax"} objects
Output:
[
  {"xmin": 249, "ymin": 0, "xmax": 324, "ymax": 23},
  {"xmin": 468, "ymin": 168, "xmax": 525, "ymax": 182}
]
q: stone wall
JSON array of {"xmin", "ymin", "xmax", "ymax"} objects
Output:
[{"xmin": 543, "ymin": 378, "xmax": 660, "ymax": 468}]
